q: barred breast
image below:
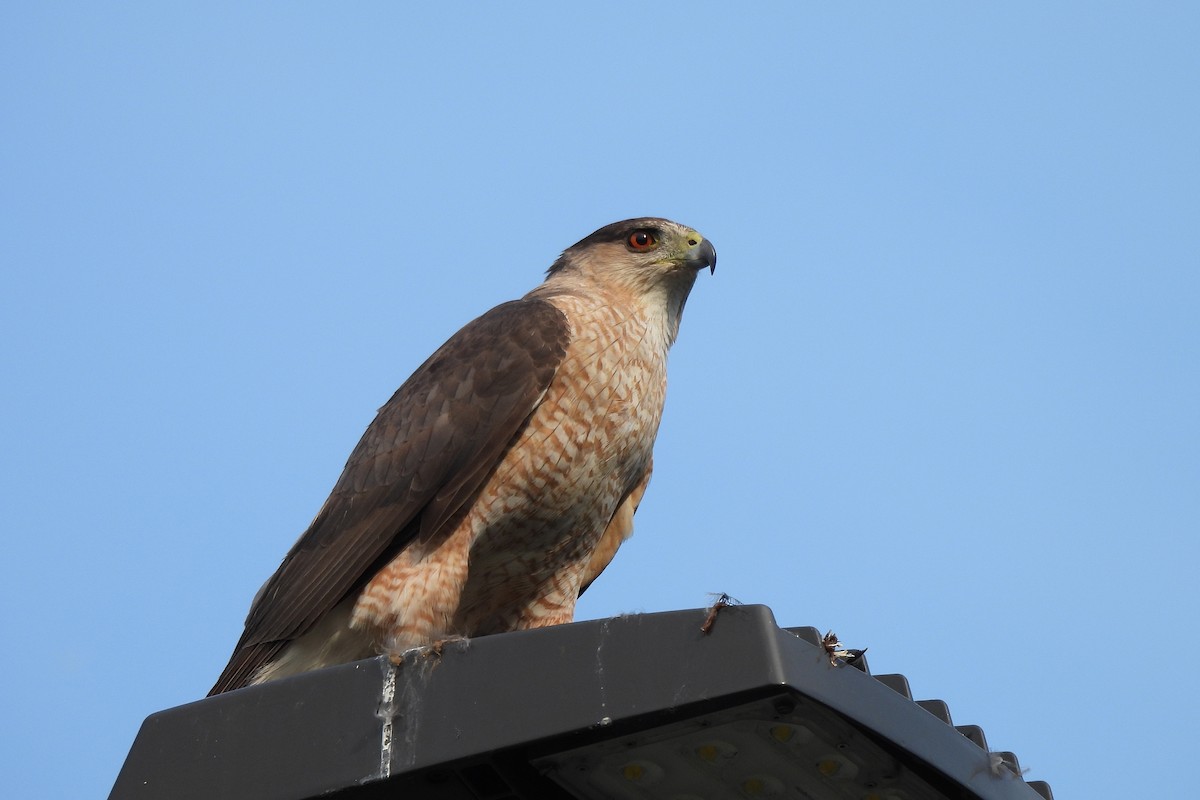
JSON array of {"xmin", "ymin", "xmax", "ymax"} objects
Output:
[{"xmin": 352, "ymin": 289, "xmax": 669, "ymax": 654}]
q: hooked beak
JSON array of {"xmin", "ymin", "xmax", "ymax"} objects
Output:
[{"xmin": 683, "ymin": 237, "xmax": 717, "ymax": 275}]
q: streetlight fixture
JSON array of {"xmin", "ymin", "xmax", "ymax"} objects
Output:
[{"xmin": 110, "ymin": 605, "xmax": 1052, "ymax": 799}]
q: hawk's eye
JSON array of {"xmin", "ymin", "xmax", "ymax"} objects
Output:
[{"xmin": 628, "ymin": 230, "xmax": 658, "ymax": 251}]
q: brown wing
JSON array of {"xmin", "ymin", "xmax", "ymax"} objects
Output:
[{"xmin": 210, "ymin": 298, "xmax": 570, "ymax": 694}]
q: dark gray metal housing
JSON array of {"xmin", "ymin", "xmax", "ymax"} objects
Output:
[{"xmin": 110, "ymin": 605, "xmax": 1052, "ymax": 799}]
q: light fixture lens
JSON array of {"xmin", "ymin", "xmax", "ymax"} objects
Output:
[
  {"xmin": 535, "ymin": 695, "xmax": 949, "ymax": 800},
  {"xmin": 816, "ymin": 754, "xmax": 858, "ymax": 780},
  {"xmin": 618, "ymin": 760, "xmax": 662, "ymax": 785},
  {"xmin": 740, "ymin": 774, "xmax": 784, "ymax": 795},
  {"xmin": 767, "ymin": 723, "xmax": 814, "ymax": 746},
  {"xmin": 693, "ymin": 739, "xmax": 738, "ymax": 764}
]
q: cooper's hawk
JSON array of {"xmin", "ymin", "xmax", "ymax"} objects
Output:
[{"xmin": 210, "ymin": 217, "xmax": 715, "ymax": 694}]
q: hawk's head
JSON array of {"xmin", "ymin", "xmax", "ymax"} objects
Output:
[
  {"xmin": 548, "ymin": 217, "xmax": 717, "ymax": 281},
  {"xmin": 543, "ymin": 218, "xmax": 715, "ymax": 342}
]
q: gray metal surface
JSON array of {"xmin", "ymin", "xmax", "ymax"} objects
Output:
[{"xmin": 109, "ymin": 605, "xmax": 1052, "ymax": 799}]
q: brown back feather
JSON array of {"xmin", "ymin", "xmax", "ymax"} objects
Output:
[{"xmin": 209, "ymin": 299, "xmax": 569, "ymax": 694}]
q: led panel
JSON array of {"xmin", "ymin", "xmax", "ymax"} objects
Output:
[{"xmin": 536, "ymin": 694, "xmax": 951, "ymax": 800}]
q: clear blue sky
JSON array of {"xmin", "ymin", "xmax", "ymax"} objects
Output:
[{"xmin": 3, "ymin": 4, "xmax": 1197, "ymax": 797}]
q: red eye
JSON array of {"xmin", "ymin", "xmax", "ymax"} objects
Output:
[{"xmin": 628, "ymin": 230, "xmax": 657, "ymax": 250}]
